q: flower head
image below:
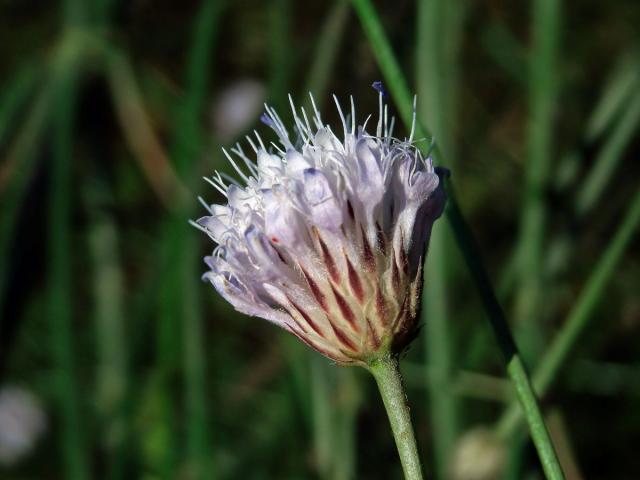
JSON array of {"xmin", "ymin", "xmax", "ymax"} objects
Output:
[{"xmin": 194, "ymin": 93, "xmax": 445, "ymax": 365}]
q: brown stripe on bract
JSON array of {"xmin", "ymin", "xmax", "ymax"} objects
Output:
[
  {"xmin": 375, "ymin": 285, "xmax": 389, "ymax": 326},
  {"xmin": 366, "ymin": 316, "xmax": 381, "ymax": 350},
  {"xmin": 376, "ymin": 222, "xmax": 387, "ymax": 255},
  {"xmin": 288, "ymin": 312, "xmax": 311, "ymax": 334},
  {"xmin": 398, "ymin": 230, "xmax": 409, "ymax": 274},
  {"xmin": 327, "ymin": 319, "xmax": 359, "ymax": 351},
  {"xmin": 287, "ymin": 296, "xmax": 326, "ymax": 338},
  {"xmin": 360, "ymin": 225, "xmax": 376, "ymax": 273},
  {"xmin": 313, "ymin": 228, "xmax": 341, "ymax": 283},
  {"xmin": 345, "ymin": 254, "xmax": 365, "ymax": 303},
  {"xmin": 285, "ymin": 323, "xmax": 338, "ymax": 361},
  {"xmin": 391, "ymin": 253, "xmax": 401, "ymax": 293},
  {"xmin": 300, "ymin": 266, "xmax": 329, "ymax": 311},
  {"xmin": 273, "ymin": 246, "xmax": 289, "ymax": 265},
  {"xmin": 346, "ymin": 199, "xmax": 355, "ymax": 221},
  {"xmin": 330, "ymin": 284, "xmax": 360, "ymax": 333},
  {"xmin": 391, "ymin": 294, "xmax": 410, "ymax": 333},
  {"xmin": 409, "ymin": 258, "xmax": 424, "ymax": 317}
]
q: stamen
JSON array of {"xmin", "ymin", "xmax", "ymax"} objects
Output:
[
  {"xmin": 204, "ymin": 176, "xmax": 228, "ymax": 197},
  {"xmin": 389, "ymin": 115, "xmax": 396, "ymax": 138},
  {"xmin": 288, "ymin": 94, "xmax": 309, "ymax": 143},
  {"xmin": 245, "ymin": 135, "xmax": 259, "ymax": 154},
  {"xmin": 233, "ymin": 143, "xmax": 260, "ymax": 176},
  {"xmin": 333, "ymin": 94, "xmax": 348, "ymax": 142},
  {"xmin": 309, "ymin": 93, "xmax": 323, "ymax": 129},
  {"xmin": 350, "ymin": 95, "xmax": 356, "ymax": 136},
  {"xmin": 371, "ymin": 80, "xmax": 387, "ymax": 98},
  {"xmin": 299, "ymin": 106, "xmax": 313, "ymax": 142},
  {"xmin": 376, "ymin": 91, "xmax": 383, "ymax": 138},
  {"xmin": 409, "ymin": 95, "xmax": 417, "ymax": 142},
  {"xmin": 361, "ymin": 114, "xmax": 372, "ymax": 134},
  {"xmin": 222, "ymin": 147, "xmax": 250, "ymax": 183},
  {"xmin": 197, "ymin": 196, "xmax": 213, "ymax": 214},
  {"xmin": 383, "ymin": 104, "xmax": 389, "ymax": 137},
  {"xmin": 270, "ymin": 142, "xmax": 286, "ymax": 156}
]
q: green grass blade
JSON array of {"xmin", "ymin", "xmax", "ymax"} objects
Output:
[
  {"xmin": 333, "ymin": 368, "xmax": 361, "ymax": 480},
  {"xmin": 161, "ymin": 1, "xmax": 225, "ymax": 478},
  {"xmin": 497, "ymin": 185, "xmax": 640, "ymax": 439},
  {"xmin": 48, "ymin": 71, "xmax": 90, "ymax": 480},
  {"xmin": 443, "ymin": 181, "xmax": 565, "ymax": 480},
  {"xmin": 310, "ymin": 355, "xmax": 333, "ymax": 479},
  {"xmin": 513, "ymin": 0, "xmax": 561, "ymax": 361},
  {"xmin": 63, "ymin": 0, "xmax": 88, "ymax": 27},
  {"xmin": 0, "ymin": 63, "xmax": 40, "ymax": 151},
  {"xmin": 480, "ymin": 23, "xmax": 527, "ymax": 85},
  {"xmin": 268, "ymin": 0, "xmax": 292, "ymax": 112},
  {"xmin": 350, "ymin": 0, "xmax": 415, "ymax": 131},
  {"xmin": 500, "ymin": 52, "xmax": 640, "ymax": 298},
  {"xmin": 86, "ymin": 175, "xmax": 128, "ymax": 480},
  {"xmin": 304, "ymin": 0, "xmax": 349, "ymax": 102},
  {"xmin": 575, "ymin": 89, "xmax": 640, "ymax": 217},
  {"xmin": 416, "ymin": 0, "xmax": 464, "ymax": 474},
  {"xmin": 105, "ymin": 50, "xmax": 187, "ymax": 207},
  {"xmin": 0, "ymin": 86, "xmax": 50, "ymax": 323},
  {"xmin": 584, "ymin": 53, "xmax": 640, "ymax": 143}
]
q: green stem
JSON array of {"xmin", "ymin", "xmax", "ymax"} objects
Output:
[
  {"xmin": 0, "ymin": 78, "xmax": 50, "ymax": 321},
  {"xmin": 514, "ymin": 0, "xmax": 561, "ymax": 361},
  {"xmin": 0, "ymin": 63, "xmax": 39, "ymax": 149},
  {"xmin": 304, "ymin": 0, "xmax": 349, "ymax": 102},
  {"xmin": 369, "ymin": 355, "xmax": 424, "ymax": 480},
  {"xmin": 416, "ymin": 0, "xmax": 463, "ymax": 473},
  {"xmin": 575, "ymin": 89, "xmax": 640, "ymax": 217},
  {"xmin": 86, "ymin": 175, "xmax": 128, "ymax": 480},
  {"xmin": 268, "ymin": 0, "xmax": 292, "ymax": 113},
  {"xmin": 49, "ymin": 69, "xmax": 90, "ymax": 480},
  {"xmin": 179, "ymin": 3, "xmax": 225, "ymax": 478}
]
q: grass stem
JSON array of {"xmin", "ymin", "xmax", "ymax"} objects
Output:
[
  {"xmin": 416, "ymin": 0, "xmax": 463, "ymax": 474},
  {"xmin": 48, "ymin": 71, "xmax": 90, "ymax": 480},
  {"xmin": 513, "ymin": 0, "xmax": 561, "ymax": 361}
]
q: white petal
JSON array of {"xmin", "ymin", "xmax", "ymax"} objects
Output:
[
  {"xmin": 263, "ymin": 188, "xmax": 306, "ymax": 248},
  {"xmin": 227, "ymin": 185, "xmax": 256, "ymax": 210},
  {"xmin": 257, "ymin": 149, "xmax": 283, "ymax": 175},
  {"xmin": 206, "ymin": 271, "xmax": 289, "ymax": 327},
  {"xmin": 197, "ymin": 216, "xmax": 228, "ymax": 240},
  {"xmin": 285, "ymin": 149, "xmax": 312, "ymax": 176},
  {"xmin": 303, "ymin": 168, "xmax": 342, "ymax": 230}
]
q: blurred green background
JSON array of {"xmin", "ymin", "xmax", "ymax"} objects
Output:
[{"xmin": 1, "ymin": 0, "xmax": 640, "ymax": 478}]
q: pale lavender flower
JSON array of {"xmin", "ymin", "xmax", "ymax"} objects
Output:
[{"xmin": 194, "ymin": 93, "xmax": 445, "ymax": 365}]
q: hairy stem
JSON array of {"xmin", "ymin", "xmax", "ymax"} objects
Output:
[{"xmin": 369, "ymin": 355, "xmax": 425, "ymax": 480}]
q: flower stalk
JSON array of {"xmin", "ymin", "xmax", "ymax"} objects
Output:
[{"xmin": 369, "ymin": 355, "xmax": 424, "ymax": 480}]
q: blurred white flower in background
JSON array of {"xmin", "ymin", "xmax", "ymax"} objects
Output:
[
  {"xmin": 449, "ymin": 427, "xmax": 506, "ymax": 480},
  {"xmin": 212, "ymin": 79, "xmax": 266, "ymax": 141},
  {"xmin": 0, "ymin": 386, "xmax": 47, "ymax": 466}
]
